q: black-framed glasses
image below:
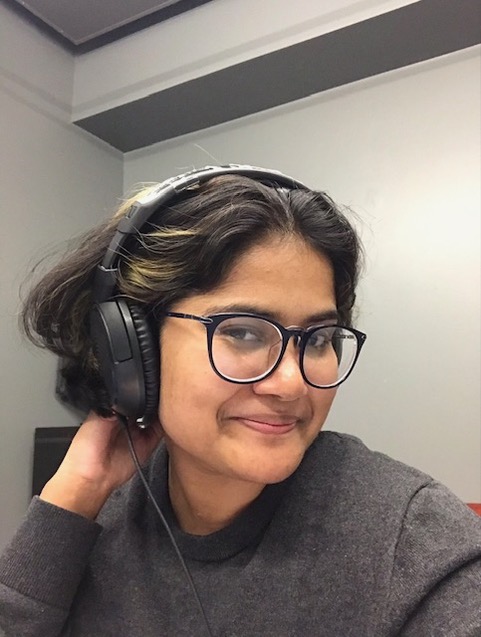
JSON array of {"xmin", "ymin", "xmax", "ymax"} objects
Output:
[{"xmin": 165, "ymin": 312, "xmax": 366, "ymax": 389}]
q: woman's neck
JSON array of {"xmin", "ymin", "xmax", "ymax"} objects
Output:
[{"xmin": 167, "ymin": 452, "xmax": 264, "ymax": 536}]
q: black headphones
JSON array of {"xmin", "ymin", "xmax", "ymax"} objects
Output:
[{"xmin": 89, "ymin": 164, "xmax": 307, "ymax": 426}]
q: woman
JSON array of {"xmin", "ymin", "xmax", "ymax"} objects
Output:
[{"xmin": 0, "ymin": 165, "xmax": 479, "ymax": 636}]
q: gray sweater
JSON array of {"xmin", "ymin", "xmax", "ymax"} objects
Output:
[{"xmin": 0, "ymin": 432, "xmax": 480, "ymax": 637}]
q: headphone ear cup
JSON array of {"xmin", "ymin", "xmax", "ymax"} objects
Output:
[
  {"xmin": 89, "ymin": 299, "xmax": 159, "ymax": 424},
  {"xmin": 128, "ymin": 303, "xmax": 160, "ymax": 423}
]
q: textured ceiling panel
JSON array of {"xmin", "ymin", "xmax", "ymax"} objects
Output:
[
  {"xmin": 12, "ymin": 0, "xmax": 184, "ymax": 43},
  {"xmin": 7, "ymin": 0, "xmax": 213, "ymax": 50}
]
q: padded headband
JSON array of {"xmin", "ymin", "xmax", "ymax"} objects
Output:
[{"xmin": 92, "ymin": 164, "xmax": 306, "ymax": 303}]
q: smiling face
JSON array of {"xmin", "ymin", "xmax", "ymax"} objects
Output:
[{"xmin": 158, "ymin": 234, "xmax": 338, "ymax": 487}]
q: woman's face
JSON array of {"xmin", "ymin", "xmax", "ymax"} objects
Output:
[{"xmin": 159, "ymin": 235, "xmax": 338, "ymax": 486}]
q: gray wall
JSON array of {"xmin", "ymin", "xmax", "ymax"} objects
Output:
[
  {"xmin": 0, "ymin": 3, "xmax": 123, "ymax": 549},
  {"xmin": 124, "ymin": 47, "xmax": 481, "ymax": 503}
]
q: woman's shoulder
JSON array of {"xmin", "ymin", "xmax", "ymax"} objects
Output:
[
  {"xmin": 304, "ymin": 430, "xmax": 434, "ymax": 492},
  {"xmin": 292, "ymin": 430, "xmax": 478, "ymax": 536}
]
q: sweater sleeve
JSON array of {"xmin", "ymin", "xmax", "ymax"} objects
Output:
[
  {"xmin": 0, "ymin": 497, "xmax": 102, "ymax": 637},
  {"xmin": 386, "ymin": 482, "xmax": 481, "ymax": 636}
]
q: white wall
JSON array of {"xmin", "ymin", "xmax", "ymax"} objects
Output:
[
  {"xmin": 0, "ymin": 4, "xmax": 123, "ymax": 549},
  {"xmin": 124, "ymin": 46, "xmax": 481, "ymax": 503}
]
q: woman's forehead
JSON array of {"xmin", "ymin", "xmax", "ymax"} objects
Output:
[
  {"xmin": 176, "ymin": 236, "xmax": 337, "ymax": 322},
  {"xmin": 218, "ymin": 235, "xmax": 333, "ymax": 288}
]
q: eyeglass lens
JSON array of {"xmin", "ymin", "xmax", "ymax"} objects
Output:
[{"xmin": 211, "ymin": 316, "xmax": 358, "ymax": 387}]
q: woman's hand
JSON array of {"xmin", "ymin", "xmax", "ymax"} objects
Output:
[{"xmin": 40, "ymin": 412, "xmax": 163, "ymax": 519}]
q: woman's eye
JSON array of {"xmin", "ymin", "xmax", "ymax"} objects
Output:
[
  {"xmin": 223, "ymin": 327, "xmax": 260, "ymax": 341},
  {"xmin": 307, "ymin": 334, "xmax": 327, "ymax": 350},
  {"xmin": 306, "ymin": 328, "xmax": 335, "ymax": 352},
  {"xmin": 217, "ymin": 325, "xmax": 266, "ymax": 345}
]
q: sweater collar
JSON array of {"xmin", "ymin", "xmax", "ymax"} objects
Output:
[{"xmin": 146, "ymin": 442, "xmax": 293, "ymax": 562}]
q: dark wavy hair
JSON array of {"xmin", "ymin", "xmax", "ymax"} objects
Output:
[{"xmin": 21, "ymin": 174, "xmax": 363, "ymax": 414}]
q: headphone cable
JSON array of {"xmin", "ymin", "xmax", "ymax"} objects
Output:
[{"xmin": 119, "ymin": 414, "xmax": 214, "ymax": 637}]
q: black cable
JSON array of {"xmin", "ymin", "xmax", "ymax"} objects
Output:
[{"xmin": 118, "ymin": 414, "xmax": 214, "ymax": 637}]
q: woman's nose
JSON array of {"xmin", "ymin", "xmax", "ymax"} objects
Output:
[{"xmin": 252, "ymin": 342, "xmax": 308, "ymax": 400}]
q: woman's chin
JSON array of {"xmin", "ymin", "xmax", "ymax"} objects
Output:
[{"xmin": 235, "ymin": 451, "xmax": 306, "ymax": 486}]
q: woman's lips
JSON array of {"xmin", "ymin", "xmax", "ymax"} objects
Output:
[{"xmin": 234, "ymin": 417, "xmax": 298, "ymax": 435}]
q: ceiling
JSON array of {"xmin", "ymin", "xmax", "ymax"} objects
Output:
[
  {"xmin": 5, "ymin": 0, "xmax": 480, "ymax": 151},
  {"xmin": 74, "ymin": 0, "xmax": 481, "ymax": 152},
  {"xmin": 5, "ymin": 0, "xmax": 214, "ymax": 52}
]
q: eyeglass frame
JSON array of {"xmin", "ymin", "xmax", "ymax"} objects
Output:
[{"xmin": 164, "ymin": 311, "xmax": 367, "ymax": 389}]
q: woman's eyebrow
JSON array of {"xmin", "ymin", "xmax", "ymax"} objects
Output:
[
  {"xmin": 304, "ymin": 310, "xmax": 339, "ymax": 324},
  {"xmin": 203, "ymin": 304, "xmax": 339, "ymax": 323}
]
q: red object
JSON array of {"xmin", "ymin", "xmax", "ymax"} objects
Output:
[{"xmin": 467, "ymin": 503, "xmax": 481, "ymax": 515}]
